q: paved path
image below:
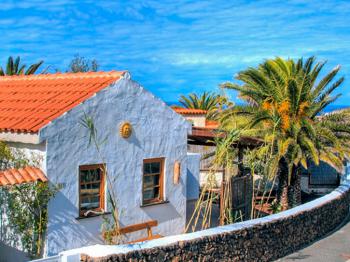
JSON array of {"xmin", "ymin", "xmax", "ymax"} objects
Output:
[{"xmin": 279, "ymin": 216, "xmax": 350, "ymax": 262}]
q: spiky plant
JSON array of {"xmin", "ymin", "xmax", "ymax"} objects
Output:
[
  {"xmin": 220, "ymin": 56, "xmax": 350, "ymax": 210},
  {"xmin": 0, "ymin": 56, "xmax": 44, "ymax": 76},
  {"xmin": 79, "ymin": 113, "xmax": 122, "ymax": 244},
  {"xmin": 186, "ymin": 129, "xmax": 240, "ymax": 231}
]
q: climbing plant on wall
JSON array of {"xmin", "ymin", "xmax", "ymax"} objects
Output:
[
  {"xmin": 2, "ymin": 182, "xmax": 57, "ymax": 258},
  {"xmin": 0, "ymin": 141, "xmax": 58, "ymax": 258}
]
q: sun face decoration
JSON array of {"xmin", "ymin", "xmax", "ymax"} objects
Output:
[{"xmin": 120, "ymin": 122, "xmax": 132, "ymax": 138}]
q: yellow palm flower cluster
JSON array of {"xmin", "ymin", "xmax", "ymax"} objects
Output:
[{"xmin": 262, "ymin": 99, "xmax": 291, "ymax": 131}]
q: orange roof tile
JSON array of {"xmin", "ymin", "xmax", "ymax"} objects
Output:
[
  {"xmin": 0, "ymin": 71, "xmax": 126, "ymax": 133},
  {"xmin": 0, "ymin": 166, "xmax": 47, "ymax": 186},
  {"xmin": 205, "ymin": 120, "xmax": 219, "ymax": 129},
  {"xmin": 173, "ymin": 108, "xmax": 207, "ymax": 115}
]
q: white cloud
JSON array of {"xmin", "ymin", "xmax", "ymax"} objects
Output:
[{"xmin": 0, "ymin": 0, "xmax": 349, "ymax": 104}]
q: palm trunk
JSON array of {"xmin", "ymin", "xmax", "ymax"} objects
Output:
[
  {"xmin": 277, "ymin": 158, "xmax": 289, "ymax": 211},
  {"xmin": 288, "ymin": 165, "xmax": 301, "ymax": 207},
  {"xmin": 277, "ymin": 160, "xmax": 302, "ymax": 210}
]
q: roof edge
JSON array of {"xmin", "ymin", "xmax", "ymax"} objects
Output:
[
  {"xmin": 0, "ymin": 131, "xmax": 40, "ymax": 144},
  {"xmin": 122, "ymin": 71, "xmax": 131, "ymax": 80},
  {"xmin": 0, "ymin": 166, "xmax": 47, "ymax": 186},
  {"xmin": 172, "ymin": 107, "xmax": 208, "ymax": 115},
  {"xmin": 0, "ymin": 70, "xmax": 129, "ymax": 81}
]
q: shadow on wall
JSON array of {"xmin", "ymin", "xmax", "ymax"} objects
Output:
[
  {"xmin": 139, "ymin": 202, "xmax": 185, "ymax": 239},
  {"xmin": 47, "ymin": 191, "xmax": 107, "ymax": 256},
  {"xmin": 48, "ymin": 192, "xmax": 182, "ymax": 256},
  {"xmin": 186, "ymin": 169, "xmax": 199, "ymax": 200},
  {"xmin": 0, "ymin": 241, "xmax": 30, "ymax": 262},
  {"xmin": 141, "ymin": 203, "xmax": 182, "ymax": 225}
]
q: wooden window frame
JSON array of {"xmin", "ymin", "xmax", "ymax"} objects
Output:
[
  {"xmin": 78, "ymin": 164, "xmax": 106, "ymax": 217},
  {"xmin": 142, "ymin": 158, "xmax": 165, "ymax": 205}
]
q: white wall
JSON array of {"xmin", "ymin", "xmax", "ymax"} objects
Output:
[
  {"xmin": 342, "ymin": 161, "xmax": 350, "ymax": 183},
  {"xmin": 6, "ymin": 142, "xmax": 46, "ymax": 171},
  {"xmin": 186, "ymin": 153, "xmax": 201, "ymax": 200},
  {"xmin": 199, "ymin": 171, "xmax": 224, "ymax": 188},
  {"xmin": 39, "ymin": 78, "xmax": 191, "ymax": 256},
  {"xmin": 182, "ymin": 115, "xmax": 206, "ymax": 127}
]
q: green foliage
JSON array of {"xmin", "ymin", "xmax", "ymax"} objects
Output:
[
  {"xmin": 0, "ymin": 141, "xmax": 57, "ymax": 258},
  {"xmin": 179, "ymin": 91, "xmax": 233, "ymax": 119},
  {"xmin": 0, "ymin": 56, "xmax": 44, "ymax": 76},
  {"xmin": 209, "ymin": 129, "xmax": 240, "ymax": 169},
  {"xmin": 3, "ymin": 182, "xmax": 57, "ymax": 258},
  {"xmin": 220, "ymin": 56, "xmax": 350, "ymax": 209},
  {"xmin": 270, "ymin": 199, "xmax": 282, "ymax": 214},
  {"xmin": 0, "ymin": 141, "xmax": 14, "ymax": 169},
  {"xmin": 68, "ymin": 54, "xmax": 99, "ymax": 73}
]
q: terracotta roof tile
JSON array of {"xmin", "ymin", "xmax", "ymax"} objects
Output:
[
  {"xmin": 205, "ymin": 120, "xmax": 219, "ymax": 129},
  {"xmin": 0, "ymin": 71, "xmax": 126, "ymax": 133},
  {"xmin": 173, "ymin": 108, "xmax": 207, "ymax": 115},
  {"xmin": 0, "ymin": 166, "xmax": 47, "ymax": 186}
]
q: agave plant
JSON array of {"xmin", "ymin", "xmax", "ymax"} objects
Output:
[
  {"xmin": 0, "ymin": 56, "xmax": 44, "ymax": 76},
  {"xmin": 220, "ymin": 56, "xmax": 350, "ymax": 209}
]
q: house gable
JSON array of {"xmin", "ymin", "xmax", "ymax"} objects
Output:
[
  {"xmin": 39, "ymin": 77, "xmax": 191, "ymax": 141},
  {"xmin": 39, "ymin": 77, "xmax": 191, "ymax": 255}
]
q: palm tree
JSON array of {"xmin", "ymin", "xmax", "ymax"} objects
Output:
[
  {"xmin": 220, "ymin": 56, "xmax": 350, "ymax": 210},
  {"xmin": 179, "ymin": 92, "xmax": 233, "ymax": 119},
  {"xmin": 0, "ymin": 56, "xmax": 44, "ymax": 76}
]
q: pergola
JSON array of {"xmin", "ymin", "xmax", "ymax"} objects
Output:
[
  {"xmin": 188, "ymin": 126, "xmax": 263, "ymax": 224},
  {"xmin": 188, "ymin": 126, "xmax": 262, "ymax": 176}
]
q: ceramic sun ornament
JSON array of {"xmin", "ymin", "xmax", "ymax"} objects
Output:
[{"xmin": 120, "ymin": 122, "xmax": 132, "ymax": 138}]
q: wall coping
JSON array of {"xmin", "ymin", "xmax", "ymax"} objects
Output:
[{"xmin": 52, "ymin": 180, "xmax": 350, "ymax": 260}]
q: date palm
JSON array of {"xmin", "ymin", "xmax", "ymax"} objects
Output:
[
  {"xmin": 0, "ymin": 56, "xmax": 44, "ymax": 76},
  {"xmin": 221, "ymin": 56, "xmax": 350, "ymax": 209},
  {"xmin": 179, "ymin": 92, "xmax": 233, "ymax": 119}
]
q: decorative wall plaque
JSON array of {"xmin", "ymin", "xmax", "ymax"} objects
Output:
[
  {"xmin": 120, "ymin": 122, "xmax": 132, "ymax": 138},
  {"xmin": 173, "ymin": 161, "xmax": 181, "ymax": 185}
]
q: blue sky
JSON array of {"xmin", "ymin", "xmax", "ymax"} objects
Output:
[{"xmin": 1, "ymin": 0, "xmax": 350, "ymax": 105}]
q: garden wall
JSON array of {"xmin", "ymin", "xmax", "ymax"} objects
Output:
[{"xmin": 64, "ymin": 181, "xmax": 350, "ymax": 262}]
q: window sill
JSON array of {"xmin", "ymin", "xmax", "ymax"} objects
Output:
[
  {"xmin": 140, "ymin": 200, "xmax": 169, "ymax": 207},
  {"xmin": 75, "ymin": 211, "xmax": 111, "ymax": 220}
]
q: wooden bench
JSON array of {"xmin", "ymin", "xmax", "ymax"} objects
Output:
[{"xmin": 118, "ymin": 220, "xmax": 162, "ymax": 244}]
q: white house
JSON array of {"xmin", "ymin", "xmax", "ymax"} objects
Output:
[{"xmin": 0, "ymin": 71, "xmax": 199, "ymax": 257}]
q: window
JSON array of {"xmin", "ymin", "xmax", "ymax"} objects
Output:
[
  {"xmin": 79, "ymin": 164, "xmax": 105, "ymax": 217},
  {"xmin": 142, "ymin": 158, "xmax": 164, "ymax": 205}
]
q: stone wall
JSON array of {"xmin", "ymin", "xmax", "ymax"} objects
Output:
[{"xmin": 79, "ymin": 182, "xmax": 350, "ymax": 262}]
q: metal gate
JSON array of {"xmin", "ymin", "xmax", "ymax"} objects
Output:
[{"xmin": 220, "ymin": 174, "xmax": 253, "ymax": 224}]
